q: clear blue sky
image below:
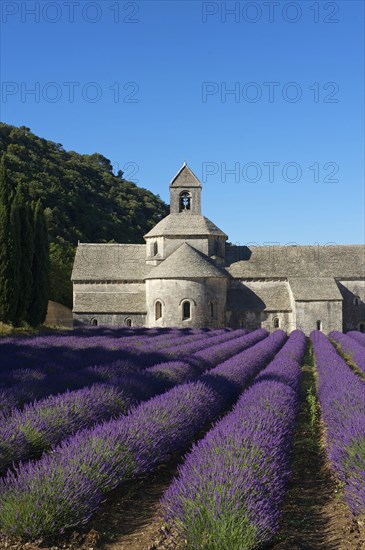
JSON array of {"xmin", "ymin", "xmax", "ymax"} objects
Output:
[{"xmin": 1, "ymin": 0, "xmax": 364, "ymax": 245}]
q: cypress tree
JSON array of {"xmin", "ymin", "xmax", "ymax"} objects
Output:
[
  {"xmin": 0, "ymin": 155, "xmax": 20, "ymax": 324},
  {"xmin": 9, "ymin": 199, "xmax": 21, "ymax": 324},
  {"xmin": 27, "ymin": 201, "xmax": 50, "ymax": 326},
  {"xmin": 14, "ymin": 186, "xmax": 34, "ymax": 325}
]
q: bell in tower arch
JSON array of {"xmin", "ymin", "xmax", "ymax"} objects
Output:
[
  {"xmin": 169, "ymin": 163, "xmax": 202, "ymax": 215},
  {"xmin": 179, "ymin": 191, "xmax": 191, "ymax": 211}
]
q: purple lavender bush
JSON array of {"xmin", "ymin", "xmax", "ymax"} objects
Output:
[
  {"xmin": 194, "ymin": 328, "xmax": 268, "ymax": 367},
  {"xmin": 163, "ymin": 328, "xmax": 245, "ymax": 357},
  {"xmin": 200, "ymin": 329, "xmax": 286, "ymax": 403},
  {"xmin": 0, "ymin": 330, "xmax": 219, "ymax": 415},
  {"xmin": 347, "ymin": 331, "xmax": 365, "ymax": 347},
  {"xmin": 0, "ymin": 382, "xmax": 222, "ymax": 538},
  {"xmin": 329, "ymin": 330, "xmax": 365, "ymax": 374},
  {"xmin": 160, "ymin": 331, "xmax": 305, "ymax": 549},
  {"xmin": 0, "ymin": 330, "xmax": 256, "ymax": 417},
  {"xmin": 311, "ymin": 330, "xmax": 365, "ymax": 516},
  {"xmin": 0, "ymin": 360, "xmax": 206, "ymax": 474},
  {"xmin": 0, "ymin": 328, "xmax": 207, "ymax": 377},
  {"xmin": 146, "ymin": 361, "xmax": 201, "ymax": 385},
  {"xmin": 0, "ymin": 331, "xmax": 286, "ymax": 539},
  {"xmin": 0, "ymin": 385, "xmax": 133, "ymax": 473}
]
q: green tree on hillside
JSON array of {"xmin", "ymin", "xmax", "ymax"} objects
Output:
[
  {"xmin": 0, "ymin": 122, "xmax": 169, "ymax": 308},
  {"xmin": 0, "ymin": 155, "xmax": 20, "ymax": 324},
  {"xmin": 14, "ymin": 185, "xmax": 34, "ymax": 325},
  {"xmin": 26, "ymin": 201, "xmax": 50, "ymax": 327}
]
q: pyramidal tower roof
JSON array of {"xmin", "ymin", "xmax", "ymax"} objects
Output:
[
  {"xmin": 144, "ymin": 214, "xmax": 227, "ymax": 238},
  {"xmin": 144, "ymin": 162, "xmax": 227, "ymax": 239},
  {"xmin": 169, "ymin": 162, "xmax": 202, "ymax": 188},
  {"xmin": 145, "ymin": 242, "xmax": 227, "ymax": 279}
]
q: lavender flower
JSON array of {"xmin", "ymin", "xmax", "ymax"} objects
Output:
[
  {"xmin": 347, "ymin": 331, "xmax": 365, "ymax": 347},
  {"xmin": 161, "ymin": 331, "xmax": 305, "ymax": 549},
  {"xmin": 329, "ymin": 330, "xmax": 365, "ymax": 373},
  {"xmin": 311, "ymin": 330, "xmax": 365, "ymax": 516},
  {"xmin": 0, "ymin": 330, "xmax": 286, "ymax": 539}
]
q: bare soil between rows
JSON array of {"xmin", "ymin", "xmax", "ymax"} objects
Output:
[{"xmin": 270, "ymin": 364, "xmax": 365, "ymax": 550}]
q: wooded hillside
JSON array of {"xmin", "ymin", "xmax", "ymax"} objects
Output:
[{"xmin": 0, "ymin": 123, "xmax": 168, "ymax": 308}]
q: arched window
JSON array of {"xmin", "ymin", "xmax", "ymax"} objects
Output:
[
  {"xmin": 153, "ymin": 241, "xmax": 158, "ymax": 256},
  {"xmin": 358, "ymin": 322, "xmax": 365, "ymax": 333},
  {"xmin": 316, "ymin": 320, "xmax": 322, "ymax": 331},
  {"xmin": 179, "ymin": 191, "xmax": 191, "ymax": 212},
  {"xmin": 155, "ymin": 300, "xmax": 162, "ymax": 320},
  {"xmin": 354, "ymin": 296, "xmax": 361, "ymax": 306},
  {"xmin": 182, "ymin": 301, "xmax": 191, "ymax": 320},
  {"xmin": 273, "ymin": 317, "xmax": 280, "ymax": 329},
  {"xmin": 90, "ymin": 318, "xmax": 98, "ymax": 326},
  {"xmin": 125, "ymin": 318, "xmax": 132, "ymax": 327},
  {"xmin": 210, "ymin": 302, "xmax": 214, "ymax": 318}
]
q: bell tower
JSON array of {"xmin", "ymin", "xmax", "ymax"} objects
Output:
[{"xmin": 169, "ymin": 162, "xmax": 202, "ymax": 215}]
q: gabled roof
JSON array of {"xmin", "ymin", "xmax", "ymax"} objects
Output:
[
  {"xmin": 226, "ymin": 245, "xmax": 365, "ymax": 279},
  {"xmin": 144, "ymin": 214, "xmax": 227, "ymax": 238},
  {"xmin": 145, "ymin": 242, "xmax": 227, "ymax": 279},
  {"xmin": 73, "ymin": 291, "xmax": 146, "ymax": 313},
  {"xmin": 71, "ymin": 244, "xmax": 148, "ymax": 281},
  {"xmin": 169, "ymin": 163, "xmax": 201, "ymax": 188},
  {"xmin": 289, "ymin": 277, "xmax": 343, "ymax": 301}
]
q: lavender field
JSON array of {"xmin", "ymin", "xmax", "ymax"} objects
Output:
[{"xmin": 0, "ymin": 327, "xmax": 364, "ymax": 549}]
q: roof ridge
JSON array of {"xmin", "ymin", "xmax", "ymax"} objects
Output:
[
  {"xmin": 169, "ymin": 163, "xmax": 201, "ymax": 187},
  {"xmin": 145, "ymin": 242, "xmax": 227, "ymax": 280},
  {"xmin": 77, "ymin": 243, "xmax": 145, "ymax": 247},
  {"xmin": 144, "ymin": 213, "xmax": 227, "ymax": 238}
]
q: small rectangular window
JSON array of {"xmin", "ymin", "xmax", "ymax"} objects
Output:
[
  {"xmin": 155, "ymin": 301, "xmax": 162, "ymax": 320},
  {"xmin": 183, "ymin": 301, "xmax": 191, "ymax": 320}
]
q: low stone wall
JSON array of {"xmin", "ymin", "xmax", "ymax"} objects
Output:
[
  {"xmin": 73, "ymin": 312, "xmax": 146, "ymax": 327},
  {"xmin": 45, "ymin": 301, "xmax": 73, "ymax": 327}
]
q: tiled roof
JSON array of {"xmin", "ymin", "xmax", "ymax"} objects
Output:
[
  {"xmin": 73, "ymin": 291, "xmax": 146, "ymax": 313},
  {"xmin": 71, "ymin": 244, "xmax": 148, "ymax": 281},
  {"xmin": 226, "ymin": 245, "xmax": 365, "ymax": 279},
  {"xmin": 144, "ymin": 214, "xmax": 227, "ymax": 238},
  {"xmin": 289, "ymin": 277, "xmax": 343, "ymax": 301},
  {"xmin": 145, "ymin": 243, "xmax": 228, "ymax": 279}
]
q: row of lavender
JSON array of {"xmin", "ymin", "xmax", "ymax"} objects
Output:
[
  {"xmin": 0, "ymin": 330, "xmax": 288, "ymax": 538},
  {"xmin": 0, "ymin": 327, "xmax": 222, "ymax": 375},
  {"xmin": 0, "ymin": 328, "xmax": 219, "ymax": 393},
  {"xmin": 0, "ymin": 328, "xmax": 248, "ymax": 417},
  {"xmin": 311, "ymin": 331, "xmax": 365, "ymax": 517},
  {"xmin": 329, "ymin": 330, "xmax": 365, "ymax": 374},
  {"xmin": 161, "ymin": 330, "xmax": 306, "ymax": 549},
  {"xmin": 1, "ymin": 328, "xmax": 247, "ymax": 389},
  {"xmin": 347, "ymin": 330, "xmax": 365, "ymax": 348},
  {"xmin": 0, "ymin": 329, "xmax": 266, "ymax": 473}
]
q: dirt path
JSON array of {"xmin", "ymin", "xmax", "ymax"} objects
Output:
[
  {"xmin": 85, "ymin": 461, "xmax": 182, "ymax": 550},
  {"xmin": 271, "ymin": 360, "xmax": 365, "ymax": 550}
]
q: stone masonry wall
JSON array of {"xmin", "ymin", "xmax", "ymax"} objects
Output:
[
  {"xmin": 295, "ymin": 300, "xmax": 343, "ymax": 334},
  {"xmin": 73, "ymin": 313, "xmax": 146, "ymax": 327},
  {"xmin": 146, "ymin": 278, "xmax": 227, "ymax": 328},
  {"xmin": 338, "ymin": 280, "xmax": 365, "ymax": 332}
]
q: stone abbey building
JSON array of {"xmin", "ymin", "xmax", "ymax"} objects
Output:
[{"xmin": 72, "ymin": 164, "xmax": 365, "ymax": 334}]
